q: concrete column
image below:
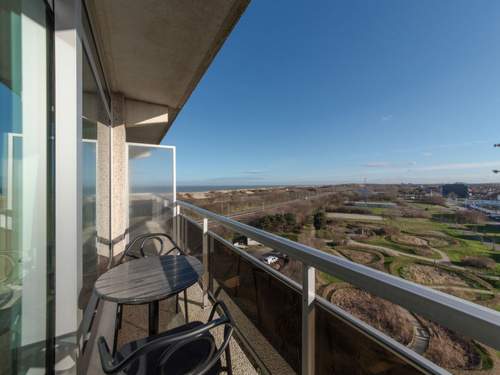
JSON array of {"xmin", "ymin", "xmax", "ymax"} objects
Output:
[
  {"xmin": 96, "ymin": 122, "xmax": 110, "ymax": 261},
  {"xmin": 110, "ymin": 93, "xmax": 128, "ymax": 258}
]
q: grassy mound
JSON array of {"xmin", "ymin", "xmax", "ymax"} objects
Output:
[{"xmin": 330, "ymin": 287, "xmax": 414, "ymax": 345}]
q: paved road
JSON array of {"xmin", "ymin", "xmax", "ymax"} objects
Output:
[
  {"xmin": 428, "ymin": 247, "xmax": 451, "ymax": 263},
  {"xmin": 407, "ymin": 314, "xmax": 430, "ymax": 355},
  {"xmin": 347, "ymin": 239, "xmax": 450, "ymax": 263},
  {"xmin": 347, "ymin": 240, "xmax": 497, "ymax": 294},
  {"xmin": 348, "ymin": 238, "xmax": 499, "ymax": 280}
]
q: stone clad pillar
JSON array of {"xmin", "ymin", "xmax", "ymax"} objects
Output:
[
  {"xmin": 110, "ymin": 93, "xmax": 128, "ymax": 259},
  {"xmin": 96, "ymin": 121, "xmax": 110, "ymax": 263}
]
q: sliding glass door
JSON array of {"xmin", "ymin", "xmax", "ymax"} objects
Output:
[{"xmin": 0, "ymin": 0, "xmax": 54, "ymax": 373}]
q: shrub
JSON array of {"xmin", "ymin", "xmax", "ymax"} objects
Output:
[
  {"xmin": 377, "ymin": 226, "xmax": 400, "ymax": 236},
  {"xmin": 462, "ymin": 256, "xmax": 496, "ymax": 269},
  {"xmin": 313, "ymin": 211, "xmax": 327, "ymax": 230},
  {"xmin": 254, "ymin": 212, "xmax": 299, "ymax": 233},
  {"xmin": 435, "ymin": 210, "xmax": 487, "ymax": 224},
  {"xmin": 455, "ymin": 210, "xmax": 487, "ymax": 224},
  {"xmin": 422, "ymin": 196, "xmax": 446, "ymax": 206},
  {"xmin": 330, "ymin": 206, "xmax": 372, "ymax": 215}
]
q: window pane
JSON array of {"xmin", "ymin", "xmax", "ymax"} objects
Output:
[
  {"xmin": 209, "ymin": 234, "xmax": 301, "ymax": 373},
  {"xmin": 80, "ymin": 48, "xmax": 111, "ymax": 310},
  {"xmin": 127, "ymin": 144, "xmax": 174, "ymax": 246},
  {"xmin": 0, "ymin": 1, "xmax": 54, "ymax": 373},
  {"xmin": 315, "ymin": 300, "xmax": 425, "ymax": 374}
]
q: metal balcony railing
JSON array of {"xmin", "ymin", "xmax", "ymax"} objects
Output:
[{"xmin": 168, "ymin": 200, "xmax": 500, "ymax": 375}]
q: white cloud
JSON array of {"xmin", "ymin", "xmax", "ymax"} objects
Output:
[
  {"xmin": 363, "ymin": 160, "xmax": 500, "ymax": 172},
  {"xmin": 381, "ymin": 114, "xmax": 393, "ymax": 121},
  {"xmin": 363, "ymin": 162, "xmax": 392, "ymax": 168},
  {"xmin": 414, "ymin": 161, "xmax": 500, "ymax": 172},
  {"xmin": 363, "ymin": 161, "xmax": 416, "ymax": 168},
  {"xmin": 422, "ymin": 152, "xmax": 432, "ymax": 157},
  {"xmin": 242, "ymin": 169, "xmax": 266, "ymax": 175}
]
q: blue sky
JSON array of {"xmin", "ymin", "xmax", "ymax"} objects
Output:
[{"xmin": 163, "ymin": 0, "xmax": 500, "ymax": 186}]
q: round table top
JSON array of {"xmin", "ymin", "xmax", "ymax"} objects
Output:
[{"xmin": 94, "ymin": 255, "xmax": 203, "ymax": 304}]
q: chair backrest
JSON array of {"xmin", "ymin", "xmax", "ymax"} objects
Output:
[
  {"xmin": 98, "ymin": 301, "xmax": 234, "ymax": 375},
  {"xmin": 78, "ymin": 289, "xmax": 100, "ymax": 354},
  {"xmin": 157, "ymin": 324, "xmax": 230, "ymax": 375},
  {"xmin": 116, "ymin": 233, "xmax": 181, "ymax": 266}
]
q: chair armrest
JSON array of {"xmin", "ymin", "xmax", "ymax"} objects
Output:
[
  {"xmin": 208, "ymin": 300, "xmax": 234, "ymax": 326},
  {"xmin": 163, "ymin": 245, "xmax": 183, "ymax": 255},
  {"xmin": 97, "ymin": 337, "xmax": 117, "ymax": 374},
  {"xmin": 157, "ymin": 233, "xmax": 184, "ymax": 255}
]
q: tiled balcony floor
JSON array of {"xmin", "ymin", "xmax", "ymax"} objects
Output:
[{"xmin": 83, "ymin": 283, "xmax": 257, "ymax": 375}]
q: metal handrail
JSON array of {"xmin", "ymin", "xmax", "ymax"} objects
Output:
[
  {"xmin": 176, "ymin": 200, "xmax": 500, "ymax": 353},
  {"xmin": 180, "ymin": 221, "xmax": 446, "ymax": 374},
  {"xmin": 179, "ymin": 211, "xmax": 452, "ymax": 373}
]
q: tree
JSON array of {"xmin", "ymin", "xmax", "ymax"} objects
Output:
[
  {"xmin": 313, "ymin": 211, "xmax": 327, "ymax": 230},
  {"xmin": 259, "ymin": 216, "xmax": 272, "ymax": 231},
  {"xmin": 425, "ymin": 195, "xmax": 446, "ymax": 206},
  {"xmin": 454, "ymin": 210, "xmax": 487, "ymax": 224},
  {"xmin": 284, "ymin": 213, "xmax": 296, "ymax": 227}
]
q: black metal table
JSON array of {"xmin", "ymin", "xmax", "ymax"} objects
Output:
[{"xmin": 94, "ymin": 255, "xmax": 203, "ymax": 335}]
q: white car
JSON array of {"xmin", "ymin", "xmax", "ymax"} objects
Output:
[{"xmin": 263, "ymin": 255, "xmax": 279, "ymax": 265}]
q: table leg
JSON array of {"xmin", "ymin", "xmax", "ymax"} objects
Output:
[{"xmin": 149, "ymin": 301, "xmax": 159, "ymax": 336}]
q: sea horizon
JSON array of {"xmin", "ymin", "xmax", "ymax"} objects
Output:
[
  {"xmin": 122, "ymin": 181, "xmax": 499, "ymax": 195},
  {"xmin": 177, "ymin": 184, "xmax": 284, "ymax": 193}
]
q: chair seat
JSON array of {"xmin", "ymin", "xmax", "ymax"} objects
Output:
[{"xmin": 118, "ymin": 321, "xmax": 222, "ymax": 375}]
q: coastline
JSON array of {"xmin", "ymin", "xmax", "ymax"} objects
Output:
[{"xmin": 177, "ymin": 184, "xmax": 285, "ymax": 193}]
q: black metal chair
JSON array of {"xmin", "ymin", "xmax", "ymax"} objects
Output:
[
  {"xmin": 113, "ymin": 233, "xmax": 190, "ymax": 354},
  {"xmin": 117, "ymin": 232, "xmax": 182, "ymax": 263},
  {"xmin": 99, "ymin": 301, "xmax": 234, "ymax": 375}
]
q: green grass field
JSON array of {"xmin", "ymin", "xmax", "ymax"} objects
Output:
[
  {"xmin": 364, "ymin": 236, "xmax": 419, "ymax": 255},
  {"xmin": 367, "ymin": 207, "xmax": 390, "ymax": 215},
  {"xmin": 408, "ymin": 202, "xmax": 451, "ymax": 215},
  {"xmin": 349, "ymin": 215, "xmax": 500, "ymax": 281}
]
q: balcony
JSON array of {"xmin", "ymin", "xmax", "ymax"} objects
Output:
[
  {"xmin": 81, "ymin": 163, "xmax": 500, "ymax": 374},
  {"xmin": 8, "ymin": 1, "xmax": 500, "ymax": 374}
]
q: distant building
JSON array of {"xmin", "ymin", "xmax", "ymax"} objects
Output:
[{"xmin": 442, "ymin": 183, "xmax": 470, "ymax": 199}]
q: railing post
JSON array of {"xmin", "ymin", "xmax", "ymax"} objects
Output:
[
  {"xmin": 175, "ymin": 205, "xmax": 181, "ymax": 245},
  {"xmin": 172, "ymin": 202, "xmax": 177, "ymax": 243},
  {"xmin": 302, "ymin": 263, "xmax": 315, "ymax": 375},
  {"xmin": 202, "ymin": 217, "xmax": 209, "ymax": 308},
  {"xmin": 183, "ymin": 212, "xmax": 187, "ymax": 249},
  {"xmin": 172, "ymin": 203, "xmax": 177, "ymax": 243}
]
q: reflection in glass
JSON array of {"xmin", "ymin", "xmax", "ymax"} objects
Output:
[
  {"xmin": 315, "ymin": 300, "xmax": 424, "ymax": 374},
  {"xmin": 209, "ymin": 235, "xmax": 301, "ymax": 372},
  {"xmin": 182, "ymin": 216, "xmax": 203, "ymax": 261},
  {"xmin": 128, "ymin": 145, "xmax": 174, "ymax": 249},
  {"xmin": 0, "ymin": 0, "xmax": 53, "ymax": 373},
  {"xmin": 80, "ymin": 49, "xmax": 110, "ymax": 310}
]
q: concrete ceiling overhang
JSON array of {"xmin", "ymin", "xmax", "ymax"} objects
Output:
[{"xmin": 86, "ymin": 0, "xmax": 250, "ymax": 144}]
